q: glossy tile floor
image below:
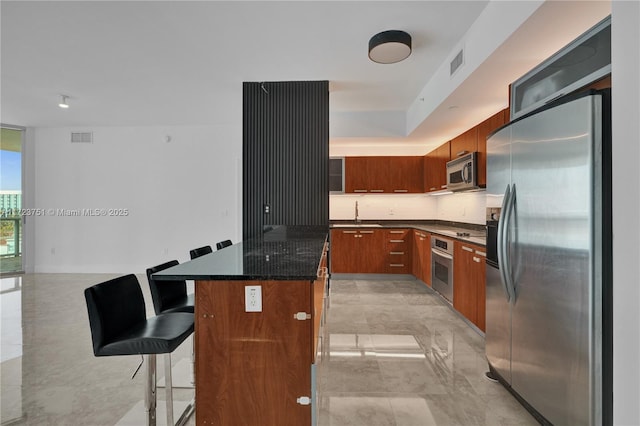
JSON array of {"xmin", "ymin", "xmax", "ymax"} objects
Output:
[
  {"xmin": 0, "ymin": 274, "xmax": 537, "ymax": 425},
  {"xmin": 316, "ymin": 279, "xmax": 537, "ymax": 425}
]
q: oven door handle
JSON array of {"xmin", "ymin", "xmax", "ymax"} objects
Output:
[{"xmin": 431, "ymin": 248, "xmax": 453, "ymax": 261}]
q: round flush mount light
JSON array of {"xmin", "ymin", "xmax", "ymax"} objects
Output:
[
  {"xmin": 58, "ymin": 95, "xmax": 70, "ymax": 109},
  {"xmin": 368, "ymin": 30, "xmax": 412, "ymax": 64}
]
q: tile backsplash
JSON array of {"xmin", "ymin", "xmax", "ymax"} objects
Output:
[{"xmin": 329, "ymin": 191, "xmax": 486, "ymax": 224}]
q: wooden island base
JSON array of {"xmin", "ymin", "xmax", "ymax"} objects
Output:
[
  {"xmin": 151, "ymin": 226, "xmax": 329, "ymax": 425},
  {"xmin": 195, "ymin": 279, "xmax": 320, "ymax": 425}
]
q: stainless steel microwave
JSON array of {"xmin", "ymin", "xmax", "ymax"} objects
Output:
[{"xmin": 446, "ymin": 152, "xmax": 478, "ymax": 191}]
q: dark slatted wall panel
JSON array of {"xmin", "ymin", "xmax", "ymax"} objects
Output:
[{"xmin": 243, "ymin": 81, "xmax": 329, "ymax": 240}]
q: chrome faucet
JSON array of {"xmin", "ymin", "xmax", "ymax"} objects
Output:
[{"xmin": 355, "ymin": 201, "xmax": 360, "ymax": 223}]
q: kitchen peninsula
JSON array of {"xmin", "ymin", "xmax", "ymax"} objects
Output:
[{"xmin": 153, "ymin": 226, "xmax": 329, "ymax": 426}]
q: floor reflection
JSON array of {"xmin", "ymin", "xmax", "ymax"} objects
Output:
[
  {"xmin": 1, "ymin": 276, "xmax": 23, "ymax": 424},
  {"xmin": 317, "ymin": 279, "xmax": 538, "ymax": 426}
]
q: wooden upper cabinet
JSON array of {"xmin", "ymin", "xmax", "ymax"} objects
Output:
[
  {"xmin": 388, "ymin": 157, "xmax": 423, "ymax": 193},
  {"xmin": 450, "ymin": 127, "xmax": 478, "ymax": 160},
  {"xmin": 424, "ymin": 141, "xmax": 450, "ymax": 192},
  {"xmin": 477, "ymin": 108, "xmax": 509, "ymax": 187},
  {"xmin": 344, "ymin": 157, "xmax": 371, "ymax": 193},
  {"xmin": 366, "ymin": 157, "xmax": 389, "ymax": 193},
  {"xmin": 344, "ymin": 156, "xmax": 423, "ymax": 193}
]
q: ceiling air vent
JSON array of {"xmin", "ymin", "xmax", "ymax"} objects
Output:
[
  {"xmin": 450, "ymin": 48, "xmax": 464, "ymax": 77},
  {"xmin": 70, "ymin": 132, "xmax": 93, "ymax": 143}
]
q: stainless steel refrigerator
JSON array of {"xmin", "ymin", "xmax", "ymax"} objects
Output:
[{"xmin": 485, "ymin": 89, "xmax": 612, "ymax": 425}]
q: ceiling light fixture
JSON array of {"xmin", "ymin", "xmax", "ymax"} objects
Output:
[
  {"xmin": 368, "ymin": 30, "xmax": 412, "ymax": 64},
  {"xmin": 58, "ymin": 95, "xmax": 69, "ymax": 109}
]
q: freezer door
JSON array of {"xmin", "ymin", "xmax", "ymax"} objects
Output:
[
  {"xmin": 509, "ymin": 94, "xmax": 600, "ymax": 425},
  {"xmin": 485, "ymin": 125, "xmax": 512, "ymax": 382},
  {"xmin": 485, "ymin": 263, "xmax": 511, "ymax": 382}
]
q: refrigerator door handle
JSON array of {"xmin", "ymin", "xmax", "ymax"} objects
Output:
[
  {"xmin": 497, "ymin": 184, "xmax": 513, "ymax": 302},
  {"xmin": 503, "ymin": 183, "xmax": 517, "ymax": 301}
]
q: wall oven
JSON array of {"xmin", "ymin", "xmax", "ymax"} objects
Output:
[{"xmin": 431, "ymin": 236, "xmax": 454, "ymax": 303}]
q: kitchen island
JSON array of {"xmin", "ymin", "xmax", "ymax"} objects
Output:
[{"xmin": 153, "ymin": 225, "xmax": 329, "ymax": 426}]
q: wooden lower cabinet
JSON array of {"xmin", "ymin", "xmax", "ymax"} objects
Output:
[
  {"xmin": 195, "ymin": 279, "xmax": 316, "ymax": 425},
  {"xmin": 453, "ymin": 241, "xmax": 486, "ymax": 331},
  {"xmin": 330, "ymin": 229, "xmax": 385, "ymax": 273},
  {"xmin": 385, "ymin": 229, "xmax": 412, "ymax": 274},
  {"xmin": 412, "ymin": 230, "xmax": 431, "ymax": 285}
]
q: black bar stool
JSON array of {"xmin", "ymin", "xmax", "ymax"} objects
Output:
[
  {"xmin": 147, "ymin": 260, "xmax": 195, "ymax": 389},
  {"xmin": 84, "ymin": 274, "xmax": 195, "ymax": 426},
  {"xmin": 146, "ymin": 260, "xmax": 194, "ymax": 315},
  {"xmin": 189, "ymin": 245, "xmax": 212, "ymax": 259},
  {"xmin": 216, "ymin": 239, "xmax": 232, "ymax": 250}
]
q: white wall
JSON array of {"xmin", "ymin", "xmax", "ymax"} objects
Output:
[
  {"xmin": 329, "ymin": 191, "xmax": 485, "ymax": 225},
  {"xmin": 611, "ymin": 1, "xmax": 640, "ymax": 424},
  {"xmin": 31, "ymin": 125, "xmax": 241, "ymax": 273}
]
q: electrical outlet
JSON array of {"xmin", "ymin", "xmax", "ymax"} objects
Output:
[
  {"xmin": 245, "ymin": 285, "xmax": 262, "ymax": 312},
  {"xmin": 264, "ymin": 204, "xmax": 270, "ymax": 214}
]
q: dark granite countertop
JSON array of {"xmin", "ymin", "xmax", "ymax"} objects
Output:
[
  {"xmin": 330, "ymin": 220, "xmax": 486, "ymax": 246},
  {"xmin": 153, "ymin": 225, "xmax": 328, "ymax": 281}
]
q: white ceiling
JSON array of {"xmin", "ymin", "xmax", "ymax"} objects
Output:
[{"xmin": 0, "ymin": 1, "xmax": 611, "ymax": 154}]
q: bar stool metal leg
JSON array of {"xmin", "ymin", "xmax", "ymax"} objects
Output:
[
  {"xmin": 145, "ymin": 354, "xmax": 157, "ymax": 426},
  {"xmin": 164, "ymin": 354, "xmax": 174, "ymax": 426}
]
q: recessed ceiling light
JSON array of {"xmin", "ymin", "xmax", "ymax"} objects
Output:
[{"xmin": 58, "ymin": 95, "xmax": 69, "ymax": 109}]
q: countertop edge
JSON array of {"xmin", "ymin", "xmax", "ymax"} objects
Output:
[{"xmin": 158, "ymin": 274, "xmax": 319, "ymax": 281}]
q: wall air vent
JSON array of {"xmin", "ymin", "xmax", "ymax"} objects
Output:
[
  {"xmin": 450, "ymin": 48, "xmax": 464, "ymax": 76},
  {"xmin": 70, "ymin": 132, "xmax": 93, "ymax": 143}
]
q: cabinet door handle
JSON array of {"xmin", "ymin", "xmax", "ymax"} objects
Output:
[
  {"xmin": 389, "ymin": 239, "xmax": 404, "ymax": 243},
  {"xmin": 389, "ymin": 230, "xmax": 405, "ymax": 234},
  {"xmin": 475, "ymin": 250, "xmax": 486, "ymax": 257},
  {"xmin": 359, "ymin": 230, "xmax": 374, "ymax": 234},
  {"xmin": 441, "ymin": 185, "xmax": 448, "ymax": 189},
  {"xmin": 370, "ymin": 189, "xmax": 384, "ymax": 193},
  {"xmin": 473, "ymin": 257, "xmax": 481, "ymax": 263},
  {"xmin": 354, "ymin": 189, "xmax": 367, "ymax": 193},
  {"xmin": 457, "ymin": 150, "xmax": 468, "ymax": 157},
  {"xmin": 389, "ymin": 264, "xmax": 405, "ymax": 267},
  {"xmin": 462, "ymin": 246, "xmax": 473, "ymax": 252},
  {"xmin": 343, "ymin": 230, "xmax": 357, "ymax": 234},
  {"xmin": 389, "ymin": 251, "xmax": 405, "ymax": 255},
  {"xmin": 430, "ymin": 187, "xmax": 436, "ymax": 191},
  {"xmin": 393, "ymin": 189, "xmax": 408, "ymax": 193}
]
